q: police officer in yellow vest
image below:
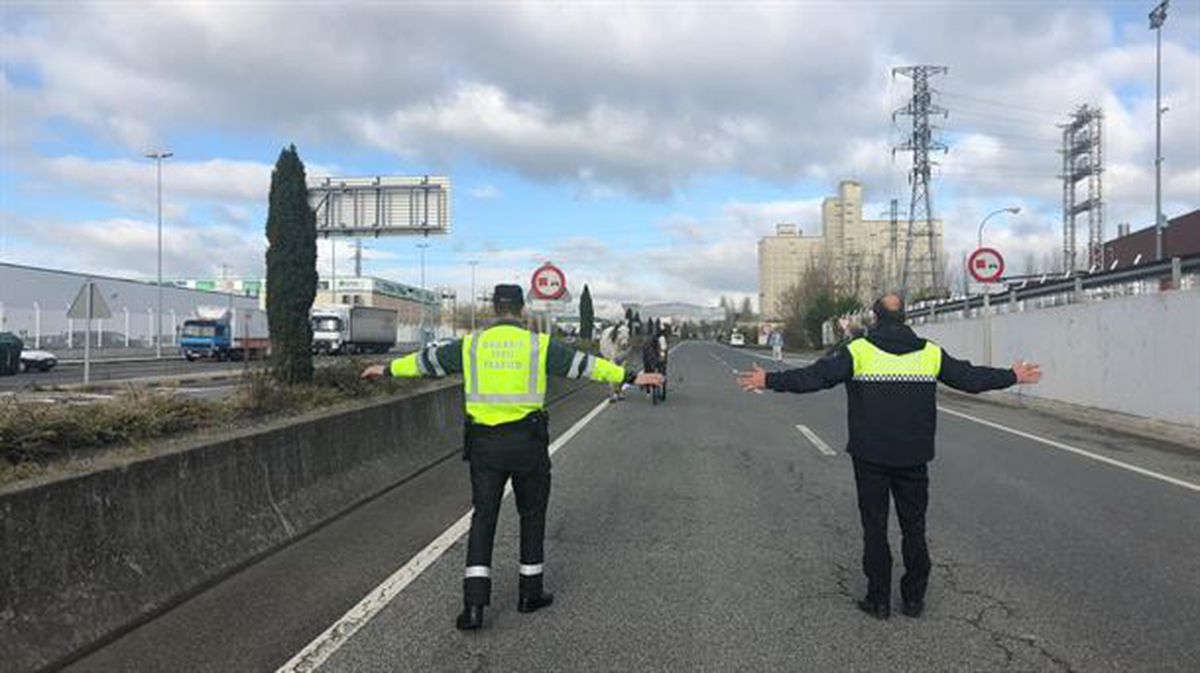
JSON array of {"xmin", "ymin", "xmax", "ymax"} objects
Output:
[
  {"xmin": 362, "ymin": 284, "xmax": 662, "ymax": 631},
  {"xmin": 738, "ymin": 293, "xmax": 1041, "ymax": 619}
]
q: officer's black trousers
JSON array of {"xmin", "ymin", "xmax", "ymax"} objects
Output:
[
  {"xmin": 851, "ymin": 457, "xmax": 931, "ymax": 605},
  {"xmin": 462, "ymin": 418, "xmax": 551, "ymax": 607}
]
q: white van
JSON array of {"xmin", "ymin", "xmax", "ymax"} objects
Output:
[{"xmin": 729, "ymin": 332, "xmax": 746, "ymax": 347}]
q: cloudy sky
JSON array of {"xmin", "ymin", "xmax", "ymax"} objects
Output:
[{"xmin": 2, "ymin": 1, "xmax": 1198, "ymax": 315}]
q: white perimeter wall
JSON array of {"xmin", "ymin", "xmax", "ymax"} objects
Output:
[{"xmin": 915, "ymin": 290, "xmax": 1200, "ymax": 428}]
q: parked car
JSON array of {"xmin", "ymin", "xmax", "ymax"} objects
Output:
[
  {"xmin": 729, "ymin": 332, "xmax": 746, "ymax": 347},
  {"xmin": 20, "ymin": 349, "xmax": 58, "ymax": 372}
]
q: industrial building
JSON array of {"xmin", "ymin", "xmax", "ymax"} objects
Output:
[
  {"xmin": 0, "ymin": 263, "xmax": 259, "ymax": 350},
  {"xmin": 757, "ymin": 180, "xmax": 944, "ymax": 321},
  {"xmin": 317, "ymin": 275, "xmax": 439, "ymax": 326},
  {"xmin": 1103, "ymin": 209, "xmax": 1200, "ymax": 268}
]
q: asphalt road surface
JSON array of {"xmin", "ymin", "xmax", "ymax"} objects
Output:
[{"xmin": 66, "ymin": 341, "xmax": 1200, "ymax": 672}]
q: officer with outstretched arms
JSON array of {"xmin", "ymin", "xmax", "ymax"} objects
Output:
[
  {"xmin": 737, "ymin": 293, "xmax": 1042, "ymax": 620},
  {"xmin": 362, "ymin": 284, "xmax": 663, "ymax": 631}
]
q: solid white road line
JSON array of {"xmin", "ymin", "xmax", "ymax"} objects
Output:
[
  {"xmin": 276, "ymin": 397, "xmax": 615, "ymax": 673},
  {"xmin": 938, "ymin": 405, "xmax": 1200, "ymax": 494},
  {"xmin": 796, "ymin": 424, "xmax": 837, "ymax": 456}
]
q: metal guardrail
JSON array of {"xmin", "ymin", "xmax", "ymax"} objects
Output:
[{"xmin": 907, "ymin": 253, "xmax": 1198, "ymax": 319}]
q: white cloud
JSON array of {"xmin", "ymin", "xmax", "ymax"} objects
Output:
[
  {"xmin": 2, "ymin": 1, "xmax": 1198, "ymax": 305},
  {"xmin": 467, "ymin": 184, "xmax": 502, "ymax": 199}
]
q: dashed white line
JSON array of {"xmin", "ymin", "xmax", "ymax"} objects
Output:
[
  {"xmin": 796, "ymin": 424, "xmax": 837, "ymax": 456},
  {"xmin": 938, "ymin": 405, "xmax": 1200, "ymax": 494},
  {"xmin": 276, "ymin": 397, "xmax": 615, "ymax": 673}
]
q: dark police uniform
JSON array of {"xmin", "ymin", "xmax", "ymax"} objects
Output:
[{"xmin": 764, "ymin": 320, "xmax": 1018, "ymax": 615}]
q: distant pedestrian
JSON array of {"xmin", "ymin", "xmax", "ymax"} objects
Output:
[
  {"xmin": 738, "ymin": 293, "xmax": 1041, "ymax": 619},
  {"xmin": 768, "ymin": 330, "xmax": 784, "ymax": 362},
  {"xmin": 363, "ymin": 285, "xmax": 662, "ymax": 631}
]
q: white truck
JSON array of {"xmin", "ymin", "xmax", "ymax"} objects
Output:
[
  {"xmin": 310, "ymin": 305, "xmax": 397, "ymax": 355},
  {"xmin": 180, "ymin": 306, "xmax": 271, "ymax": 361}
]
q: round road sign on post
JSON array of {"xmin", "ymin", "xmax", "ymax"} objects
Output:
[
  {"xmin": 967, "ymin": 247, "xmax": 1005, "ymax": 284},
  {"xmin": 530, "ymin": 262, "xmax": 567, "ymax": 301}
]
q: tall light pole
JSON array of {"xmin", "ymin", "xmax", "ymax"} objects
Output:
[
  {"xmin": 417, "ymin": 242, "xmax": 430, "ymax": 336},
  {"xmin": 468, "ymin": 260, "xmax": 479, "ymax": 332},
  {"xmin": 977, "ymin": 206, "xmax": 1021, "ymax": 250},
  {"xmin": 1150, "ymin": 0, "xmax": 1169, "ymax": 260},
  {"xmin": 145, "ymin": 150, "xmax": 172, "ymax": 358}
]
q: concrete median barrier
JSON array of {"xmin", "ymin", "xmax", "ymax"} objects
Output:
[{"xmin": 0, "ymin": 381, "xmax": 465, "ymax": 673}]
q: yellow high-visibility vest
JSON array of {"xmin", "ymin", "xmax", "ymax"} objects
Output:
[
  {"xmin": 463, "ymin": 325, "xmax": 549, "ymax": 426},
  {"xmin": 847, "ymin": 339, "xmax": 942, "ymax": 382}
]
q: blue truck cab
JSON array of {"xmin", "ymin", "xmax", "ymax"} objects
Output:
[{"xmin": 180, "ymin": 318, "xmax": 231, "ymax": 361}]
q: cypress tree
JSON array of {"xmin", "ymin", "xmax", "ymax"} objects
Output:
[
  {"xmin": 579, "ymin": 284, "xmax": 595, "ymax": 340},
  {"xmin": 265, "ymin": 144, "xmax": 318, "ymax": 384}
]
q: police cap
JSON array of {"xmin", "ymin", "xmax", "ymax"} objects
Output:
[{"xmin": 493, "ymin": 284, "xmax": 525, "ymax": 312}]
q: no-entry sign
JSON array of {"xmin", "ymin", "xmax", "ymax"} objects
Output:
[
  {"xmin": 968, "ymin": 247, "xmax": 1005, "ymax": 283},
  {"xmin": 530, "ymin": 262, "xmax": 567, "ymax": 300}
]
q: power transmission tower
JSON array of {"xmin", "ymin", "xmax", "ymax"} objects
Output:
[
  {"xmin": 1058, "ymin": 104, "xmax": 1104, "ymax": 273},
  {"xmin": 892, "ymin": 65, "xmax": 948, "ymax": 298},
  {"xmin": 888, "ymin": 198, "xmax": 899, "ymax": 288}
]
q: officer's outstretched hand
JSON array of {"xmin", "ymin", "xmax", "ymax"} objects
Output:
[
  {"xmin": 737, "ymin": 364, "xmax": 767, "ymax": 392},
  {"xmin": 634, "ymin": 372, "xmax": 665, "ymax": 387},
  {"xmin": 361, "ymin": 364, "xmax": 387, "ymax": 380},
  {"xmin": 1012, "ymin": 360, "xmax": 1042, "ymax": 384}
]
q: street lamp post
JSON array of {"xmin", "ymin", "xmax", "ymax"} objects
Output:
[
  {"xmin": 977, "ymin": 206, "xmax": 1021, "ymax": 250},
  {"xmin": 1150, "ymin": 0, "xmax": 1169, "ymax": 260},
  {"xmin": 468, "ymin": 260, "xmax": 479, "ymax": 332},
  {"xmin": 974, "ymin": 206, "xmax": 1018, "ymax": 366},
  {"xmin": 145, "ymin": 150, "xmax": 172, "ymax": 358},
  {"xmin": 417, "ymin": 242, "xmax": 430, "ymax": 338}
]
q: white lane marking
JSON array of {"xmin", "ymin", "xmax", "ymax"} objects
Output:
[
  {"xmin": 708, "ymin": 350, "xmax": 738, "ymax": 374},
  {"xmin": 796, "ymin": 424, "xmax": 837, "ymax": 456},
  {"xmin": 938, "ymin": 406, "xmax": 1200, "ymax": 494},
  {"xmin": 746, "ymin": 350, "xmax": 813, "ymax": 367},
  {"xmin": 276, "ymin": 397, "xmax": 615, "ymax": 673}
]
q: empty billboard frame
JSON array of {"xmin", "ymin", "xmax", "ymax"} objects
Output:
[{"xmin": 308, "ymin": 175, "xmax": 451, "ymax": 237}]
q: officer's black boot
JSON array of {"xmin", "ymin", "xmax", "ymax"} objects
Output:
[
  {"xmin": 457, "ymin": 576, "xmax": 489, "ymax": 631},
  {"xmin": 456, "ymin": 603, "xmax": 485, "ymax": 631},
  {"xmin": 517, "ymin": 573, "xmax": 554, "ymax": 614},
  {"xmin": 856, "ymin": 596, "xmax": 891, "ymax": 620}
]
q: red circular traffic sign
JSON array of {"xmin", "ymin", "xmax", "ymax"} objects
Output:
[
  {"xmin": 968, "ymin": 247, "xmax": 1005, "ymax": 283},
  {"xmin": 530, "ymin": 262, "xmax": 567, "ymax": 300}
]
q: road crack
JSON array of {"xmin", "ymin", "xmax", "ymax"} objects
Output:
[{"xmin": 935, "ymin": 561, "xmax": 1077, "ymax": 672}]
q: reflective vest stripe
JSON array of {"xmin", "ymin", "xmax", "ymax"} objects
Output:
[
  {"xmin": 467, "ymin": 331, "xmax": 483, "ymax": 401},
  {"xmin": 527, "ymin": 330, "xmax": 541, "ymax": 395},
  {"xmin": 568, "ymin": 351, "xmax": 592, "ymax": 379},
  {"xmin": 848, "ymin": 339, "xmax": 942, "ymax": 381},
  {"xmin": 425, "ymin": 345, "xmax": 447, "ymax": 378}
]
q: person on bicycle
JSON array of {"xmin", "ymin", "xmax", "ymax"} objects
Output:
[{"xmin": 642, "ymin": 331, "xmax": 663, "ymax": 375}]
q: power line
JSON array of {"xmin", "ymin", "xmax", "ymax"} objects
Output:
[{"xmin": 935, "ymin": 88, "xmax": 1062, "ymax": 118}]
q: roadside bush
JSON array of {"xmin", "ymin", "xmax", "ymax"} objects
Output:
[
  {"xmin": 0, "ymin": 390, "xmax": 220, "ymax": 464},
  {"xmin": 1, "ymin": 359, "xmax": 413, "ymax": 473}
]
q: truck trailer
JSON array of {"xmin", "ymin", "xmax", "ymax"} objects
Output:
[
  {"xmin": 310, "ymin": 305, "xmax": 397, "ymax": 355},
  {"xmin": 180, "ymin": 306, "xmax": 271, "ymax": 361}
]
